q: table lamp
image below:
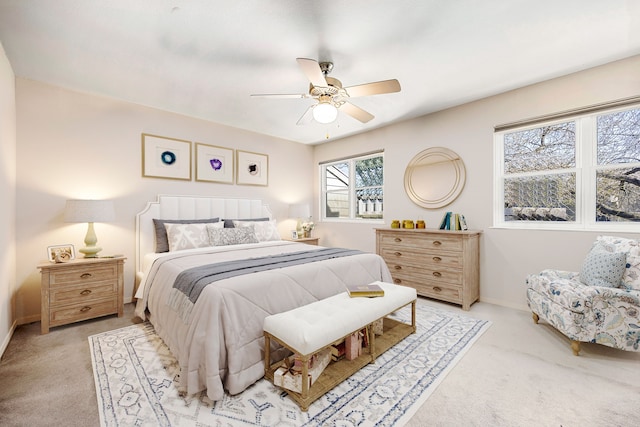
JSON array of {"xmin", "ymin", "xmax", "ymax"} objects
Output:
[
  {"xmin": 64, "ymin": 199, "xmax": 115, "ymax": 258},
  {"xmin": 288, "ymin": 203, "xmax": 310, "ymax": 238}
]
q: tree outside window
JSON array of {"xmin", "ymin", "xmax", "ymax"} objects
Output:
[
  {"xmin": 495, "ymin": 106, "xmax": 640, "ymax": 229},
  {"xmin": 322, "ymin": 153, "xmax": 383, "ymax": 220}
]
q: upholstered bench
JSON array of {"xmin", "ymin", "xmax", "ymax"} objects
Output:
[{"xmin": 263, "ymin": 281, "xmax": 417, "ymax": 411}]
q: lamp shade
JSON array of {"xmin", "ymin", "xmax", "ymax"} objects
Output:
[
  {"xmin": 288, "ymin": 203, "xmax": 310, "ymax": 219},
  {"xmin": 64, "ymin": 199, "xmax": 115, "ymax": 223},
  {"xmin": 313, "ymin": 102, "xmax": 338, "ymax": 124}
]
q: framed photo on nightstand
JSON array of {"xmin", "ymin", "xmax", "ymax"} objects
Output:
[{"xmin": 47, "ymin": 244, "xmax": 75, "ymax": 262}]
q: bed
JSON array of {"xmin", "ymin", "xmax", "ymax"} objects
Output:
[{"xmin": 133, "ymin": 194, "xmax": 393, "ymax": 401}]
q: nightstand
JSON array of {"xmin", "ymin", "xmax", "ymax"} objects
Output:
[
  {"xmin": 38, "ymin": 257, "xmax": 126, "ymax": 334},
  {"xmin": 287, "ymin": 237, "xmax": 319, "ymax": 245}
]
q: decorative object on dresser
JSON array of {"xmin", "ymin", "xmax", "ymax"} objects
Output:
[
  {"xmin": 38, "ymin": 257, "xmax": 125, "ymax": 334},
  {"xmin": 64, "ymin": 199, "xmax": 115, "ymax": 258},
  {"xmin": 376, "ymin": 228, "xmax": 481, "ymax": 310}
]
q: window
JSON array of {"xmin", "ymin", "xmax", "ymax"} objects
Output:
[
  {"xmin": 321, "ymin": 152, "xmax": 384, "ymax": 221},
  {"xmin": 494, "ymin": 105, "xmax": 640, "ymax": 230}
]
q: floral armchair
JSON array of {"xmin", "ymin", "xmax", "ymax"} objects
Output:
[{"xmin": 526, "ymin": 236, "xmax": 640, "ymax": 355}]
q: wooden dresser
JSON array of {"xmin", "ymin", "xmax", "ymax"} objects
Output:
[
  {"xmin": 38, "ymin": 257, "xmax": 125, "ymax": 334},
  {"xmin": 375, "ymin": 228, "xmax": 481, "ymax": 310}
]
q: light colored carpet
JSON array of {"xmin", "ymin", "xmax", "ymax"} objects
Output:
[{"xmin": 89, "ymin": 301, "xmax": 490, "ymax": 426}]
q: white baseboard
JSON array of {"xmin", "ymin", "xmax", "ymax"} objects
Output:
[{"xmin": 0, "ymin": 319, "xmax": 17, "ymax": 358}]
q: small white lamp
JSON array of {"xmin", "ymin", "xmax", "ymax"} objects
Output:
[
  {"xmin": 64, "ymin": 199, "xmax": 115, "ymax": 258},
  {"xmin": 288, "ymin": 203, "xmax": 310, "ymax": 238}
]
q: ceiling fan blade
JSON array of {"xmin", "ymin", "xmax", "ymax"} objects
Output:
[
  {"xmin": 296, "ymin": 105, "xmax": 314, "ymax": 125},
  {"xmin": 340, "ymin": 102, "xmax": 374, "ymax": 123},
  {"xmin": 344, "ymin": 79, "xmax": 401, "ymax": 97},
  {"xmin": 250, "ymin": 93, "xmax": 310, "ymax": 99},
  {"xmin": 296, "ymin": 58, "xmax": 328, "ymax": 88}
]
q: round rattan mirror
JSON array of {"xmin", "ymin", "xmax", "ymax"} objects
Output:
[{"xmin": 404, "ymin": 147, "xmax": 466, "ymax": 209}]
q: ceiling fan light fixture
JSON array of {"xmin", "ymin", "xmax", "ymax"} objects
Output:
[{"xmin": 313, "ymin": 99, "xmax": 338, "ymax": 124}]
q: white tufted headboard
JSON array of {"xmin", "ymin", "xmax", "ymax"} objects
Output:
[{"xmin": 135, "ymin": 194, "xmax": 273, "ymax": 275}]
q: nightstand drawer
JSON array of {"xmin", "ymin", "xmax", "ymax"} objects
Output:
[
  {"xmin": 49, "ymin": 298, "xmax": 119, "ymax": 326},
  {"xmin": 50, "ymin": 280, "xmax": 118, "ymax": 306},
  {"xmin": 49, "ymin": 265, "xmax": 117, "ymax": 287}
]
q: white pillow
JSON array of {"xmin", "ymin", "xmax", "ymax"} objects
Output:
[
  {"xmin": 164, "ymin": 222, "xmax": 222, "ymax": 251},
  {"xmin": 233, "ymin": 219, "xmax": 281, "ymax": 242}
]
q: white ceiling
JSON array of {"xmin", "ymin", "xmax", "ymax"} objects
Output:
[{"xmin": 1, "ymin": 0, "xmax": 639, "ymax": 145}]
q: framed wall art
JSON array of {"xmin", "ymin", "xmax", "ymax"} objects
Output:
[
  {"xmin": 236, "ymin": 150, "xmax": 268, "ymax": 186},
  {"xmin": 142, "ymin": 133, "xmax": 192, "ymax": 180},
  {"xmin": 47, "ymin": 244, "xmax": 75, "ymax": 263},
  {"xmin": 195, "ymin": 143, "xmax": 234, "ymax": 184}
]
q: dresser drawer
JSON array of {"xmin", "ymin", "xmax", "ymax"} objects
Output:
[
  {"xmin": 392, "ymin": 278, "xmax": 462, "ymax": 304},
  {"xmin": 378, "ymin": 232, "xmax": 463, "ymax": 253},
  {"xmin": 388, "ymin": 263, "xmax": 463, "ymax": 285},
  {"xmin": 49, "ymin": 298, "xmax": 119, "ymax": 326},
  {"xmin": 49, "ymin": 265, "xmax": 117, "ymax": 287},
  {"xmin": 50, "ymin": 280, "xmax": 118, "ymax": 306},
  {"xmin": 380, "ymin": 247, "xmax": 462, "ymax": 269}
]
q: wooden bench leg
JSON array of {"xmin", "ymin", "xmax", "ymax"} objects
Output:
[{"xmin": 264, "ymin": 333, "xmax": 271, "ymax": 375}]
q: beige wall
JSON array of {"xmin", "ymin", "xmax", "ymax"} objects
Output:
[
  {"xmin": 14, "ymin": 80, "xmax": 314, "ymax": 323},
  {"xmin": 8, "ymin": 54, "xmax": 640, "ymax": 329},
  {"xmin": 0, "ymin": 42, "xmax": 16, "ymax": 353},
  {"xmin": 314, "ymin": 54, "xmax": 640, "ymax": 310}
]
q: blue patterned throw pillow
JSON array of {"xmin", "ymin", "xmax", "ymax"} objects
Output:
[{"xmin": 580, "ymin": 247, "xmax": 627, "ymax": 287}]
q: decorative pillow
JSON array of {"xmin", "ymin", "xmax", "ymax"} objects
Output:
[
  {"xmin": 579, "ymin": 246, "xmax": 627, "ymax": 288},
  {"xmin": 207, "ymin": 225, "xmax": 259, "ymax": 246},
  {"xmin": 164, "ymin": 222, "xmax": 222, "ymax": 252},
  {"xmin": 223, "ymin": 217, "xmax": 270, "ymax": 228},
  {"xmin": 233, "ymin": 219, "xmax": 280, "ymax": 242},
  {"xmin": 595, "ymin": 235, "xmax": 640, "ymax": 291},
  {"xmin": 153, "ymin": 218, "xmax": 220, "ymax": 252}
]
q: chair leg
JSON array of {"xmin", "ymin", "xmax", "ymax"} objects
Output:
[
  {"xmin": 532, "ymin": 312, "xmax": 539, "ymax": 324},
  {"xmin": 571, "ymin": 340, "xmax": 581, "ymax": 356}
]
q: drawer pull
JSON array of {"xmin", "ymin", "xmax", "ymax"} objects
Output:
[
  {"xmin": 394, "ymin": 265, "xmax": 402, "ymax": 270},
  {"xmin": 80, "ymin": 289, "xmax": 92, "ymax": 296},
  {"xmin": 432, "ymin": 256, "xmax": 442, "ymax": 262},
  {"xmin": 80, "ymin": 273, "xmax": 93, "ymax": 279},
  {"xmin": 80, "ymin": 306, "xmax": 92, "ymax": 313},
  {"xmin": 432, "ymin": 240, "xmax": 442, "ymax": 246},
  {"xmin": 433, "ymin": 286, "xmax": 442, "ymax": 292},
  {"xmin": 394, "ymin": 278, "xmax": 402, "ymax": 284},
  {"xmin": 433, "ymin": 271, "xmax": 442, "ymax": 277},
  {"xmin": 394, "ymin": 252, "xmax": 403, "ymax": 257},
  {"xmin": 394, "ymin": 237, "xmax": 402, "ymax": 242}
]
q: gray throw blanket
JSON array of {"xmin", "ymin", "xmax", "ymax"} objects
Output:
[{"xmin": 169, "ymin": 248, "xmax": 363, "ymax": 320}]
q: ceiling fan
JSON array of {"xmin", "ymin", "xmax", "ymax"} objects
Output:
[{"xmin": 251, "ymin": 58, "xmax": 401, "ymax": 125}]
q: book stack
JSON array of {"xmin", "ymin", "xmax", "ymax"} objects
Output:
[
  {"xmin": 346, "ymin": 283, "xmax": 385, "ymax": 298},
  {"xmin": 438, "ymin": 212, "xmax": 469, "ymax": 230}
]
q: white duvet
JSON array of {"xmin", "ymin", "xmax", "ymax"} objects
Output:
[{"xmin": 134, "ymin": 240, "xmax": 393, "ymax": 400}]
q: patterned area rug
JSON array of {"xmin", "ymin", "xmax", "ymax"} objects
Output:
[{"xmin": 89, "ymin": 301, "xmax": 490, "ymax": 426}]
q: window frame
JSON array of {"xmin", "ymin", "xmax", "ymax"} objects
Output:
[
  {"xmin": 494, "ymin": 104, "xmax": 640, "ymax": 232},
  {"xmin": 320, "ymin": 151, "xmax": 384, "ymax": 223}
]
